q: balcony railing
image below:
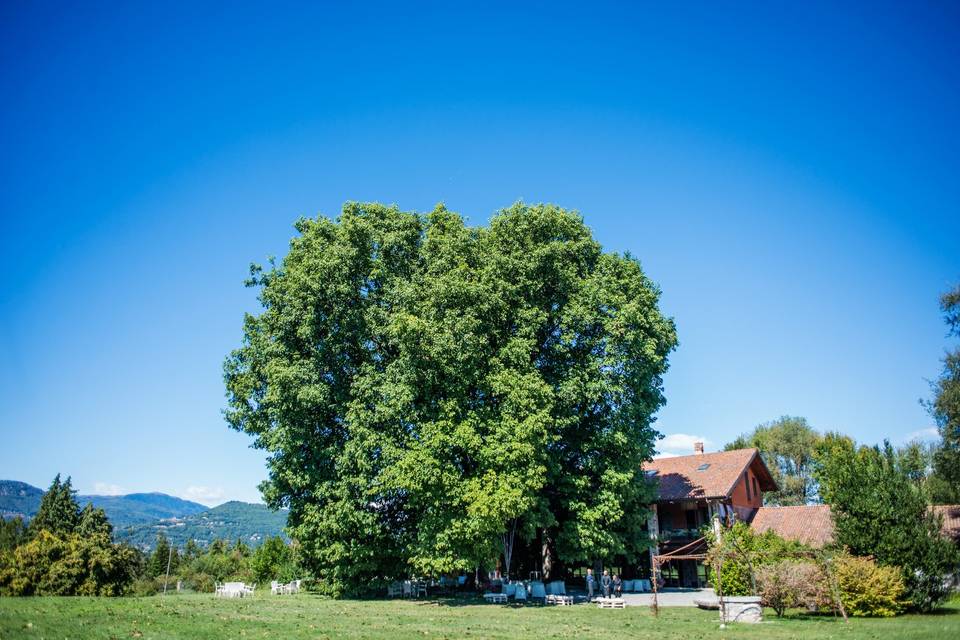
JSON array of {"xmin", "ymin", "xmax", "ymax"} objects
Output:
[{"xmin": 659, "ymin": 527, "xmax": 701, "ymax": 541}]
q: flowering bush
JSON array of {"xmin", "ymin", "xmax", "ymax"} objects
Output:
[{"xmin": 757, "ymin": 561, "xmax": 833, "ymax": 616}]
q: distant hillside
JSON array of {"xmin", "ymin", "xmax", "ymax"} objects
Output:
[
  {"xmin": 83, "ymin": 493, "xmax": 208, "ymax": 529},
  {"xmin": 116, "ymin": 501, "xmax": 288, "ymax": 550},
  {"xmin": 0, "ymin": 480, "xmax": 207, "ymax": 527},
  {"xmin": 0, "ymin": 480, "xmax": 43, "ymax": 520}
]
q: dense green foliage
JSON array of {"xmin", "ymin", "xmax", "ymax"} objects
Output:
[
  {"xmin": 250, "ymin": 536, "xmax": 299, "ymax": 584},
  {"xmin": 3, "ymin": 593, "xmax": 959, "ymax": 640},
  {"xmin": 928, "ymin": 283, "xmax": 960, "ymax": 503},
  {"xmin": 224, "ymin": 202, "xmax": 677, "ymax": 594},
  {"xmin": 705, "ymin": 522, "xmax": 811, "ymax": 596},
  {"xmin": 0, "ymin": 475, "xmax": 142, "ymax": 596},
  {"xmin": 725, "ymin": 416, "xmax": 823, "ymax": 505},
  {"xmin": 0, "ymin": 517, "xmax": 27, "ymax": 553},
  {"xmin": 814, "ymin": 436, "xmax": 959, "ymax": 612}
]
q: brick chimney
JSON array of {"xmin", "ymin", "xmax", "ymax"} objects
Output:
[{"xmin": 694, "ymin": 441, "xmax": 704, "ymax": 455}]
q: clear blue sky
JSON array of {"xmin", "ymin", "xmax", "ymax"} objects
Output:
[{"xmin": 1, "ymin": 1, "xmax": 958, "ymax": 505}]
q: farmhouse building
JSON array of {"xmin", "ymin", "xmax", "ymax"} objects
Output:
[
  {"xmin": 644, "ymin": 445, "xmax": 777, "ymax": 588},
  {"xmin": 644, "ymin": 445, "xmax": 960, "ymax": 588}
]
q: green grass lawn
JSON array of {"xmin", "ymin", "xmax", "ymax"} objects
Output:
[{"xmin": 1, "ymin": 594, "xmax": 958, "ymax": 640}]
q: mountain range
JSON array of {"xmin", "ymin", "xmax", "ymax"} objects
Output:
[{"xmin": 0, "ymin": 480, "xmax": 287, "ymax": 550}]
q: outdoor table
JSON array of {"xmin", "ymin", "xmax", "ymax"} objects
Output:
[
  {"xmin": 596, "ymin": 596, "xmax": 626, "ymax": 609},
  {"xmin": 483, "ymin": 593, "xmax": 508, "ymax": 604}
]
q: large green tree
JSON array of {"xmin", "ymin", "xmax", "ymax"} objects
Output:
[
  {"xmin": 928, "ymin": 283, "xmax": 960, "ymax": 500},
  {"xmin": 224, "ymin": 202, "xmax": 677, "ymax": 594},
  {"xmin": 814, "ymin": 434, "xmax": 958, "ymax": 612},
  {"xmin": 725, "ymin": 416, "xmax": 823, "ymax": 505}
]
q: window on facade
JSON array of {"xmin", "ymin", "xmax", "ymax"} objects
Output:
[
  {"xmin": 752, "ymin": 477, "xmax": 758, "ymax": 500},
  {"xmin": 745, "ymin": 473, "xmax": 752, "ymax": 501}
]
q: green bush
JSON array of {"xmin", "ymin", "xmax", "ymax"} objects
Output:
[
  {"xmin": 835, "ymin": 555, "xmax": 907, "ymax": 617},
  {"xmin": 0, "ymin": 530, "xmax": 138, "ymax": 596},
  {"xmin": 706, "ymin": 523, "xmax": 811, "ymax": 596}
]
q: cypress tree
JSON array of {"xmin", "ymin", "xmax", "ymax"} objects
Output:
[{"xmin": 29, "ymin": 474, "xmax": 80, "ymax": 537}]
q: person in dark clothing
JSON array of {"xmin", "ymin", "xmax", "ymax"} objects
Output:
[
  {"xmin": 586, "ymin": 568, "xmax": 595, "ymax": 599},
  {"xmin": 612, "ymin": 574, "xmax": 622, "ymax": 597},
  {"xmin": 601, "ymin": 569, "xmax": 612, "ymax": 597}
]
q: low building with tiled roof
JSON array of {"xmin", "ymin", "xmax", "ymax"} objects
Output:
[
  {"xmin": 748, "ymin": 504, "xmax": 834, "ymax": 548},
  {"xmin": 748, "ymin": 503, "xmax": 960, "ymax": 548},
  {"xmin": 639, "ymin": 443, "xmax": 960, "ymax": 589},
  {"xmin": 933, "ymin": 505, "xmax": 960, "ymax": 543}
]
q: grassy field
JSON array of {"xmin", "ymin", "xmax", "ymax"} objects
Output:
[{"xmin": 1, "ymin": 594, "xmax": 958, "ymax": 640}]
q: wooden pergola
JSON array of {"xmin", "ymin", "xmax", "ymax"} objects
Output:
[{"xmin": 650, "ymin": 536, "xmax": 708, "ymax": 616}]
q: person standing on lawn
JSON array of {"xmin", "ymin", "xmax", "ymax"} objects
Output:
[
  {"xmin": 601, "ymin": 569, "xmax": 612, "ymax": 597},
  {"xmin": 586, "ymin": 569, "xmax": 595, "ymax": 599},
  {"xmin": 612, "ymin": 574, "xmax": 622, "ymax": 597}
]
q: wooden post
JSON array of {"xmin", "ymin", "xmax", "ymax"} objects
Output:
[
  {"xmin": 162, "ymin": 545, "xmax": 173, "ymax": 595},
  {"xmin": 651, "ymin": 556, "xmax": 659, "ymax": 616}
]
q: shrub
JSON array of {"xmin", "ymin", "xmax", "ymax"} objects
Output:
[
  {"xmin": 706, "ymin": 522, "xmax": 812, "ymax": 596},
  {"xmin": 835, "ymin": 555, "xmax": 907, "ymax": 617},
  {"xmin": 0, "ymin": 530, "xmax": 138, "ymax": 596}
]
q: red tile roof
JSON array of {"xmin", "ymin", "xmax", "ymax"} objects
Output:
[
  {"xmin": 933, "ymin": 505, "xmax": 960, "ymax": 543},
  {"xmin": 749, "ymin": 505, "xmax": 835, "ymax": 548},
  {"xmin": 644, "ymin": 448, "xmax": 777, "ymax": 501},
  {"xmin": 749, "ymin": 504, "xmax": 960, "ymax": 548}
]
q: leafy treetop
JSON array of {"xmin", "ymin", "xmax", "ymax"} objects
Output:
[{"xmin": 224, "ymin": 202, "xmax": 678, "ymax": 594}]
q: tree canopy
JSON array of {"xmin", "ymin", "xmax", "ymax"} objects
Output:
[
  {"xmin": 928, "ymin": 283, "xmax": 960, "ymax": 501},
  {"xmin": 224, "ymin": 202, "xmax": 677, "ymax": 594},
  {"xmin": 814, "ymin": 434, "xmax": 958, "ymax": 612},
  {"xmin": 725, "ymin": 416, "xmax": 822, "ymax": 505},
  {"xmin": 29, "ymin": 474, "xmax": 81, "ymax": 537}
]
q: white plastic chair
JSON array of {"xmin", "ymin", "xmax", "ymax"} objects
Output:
[{"xmin": 402, "ymin": 580, "xmax": 412, "ymax": 598}]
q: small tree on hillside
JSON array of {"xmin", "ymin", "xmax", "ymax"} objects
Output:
[{"xmin": 149, "ymin": 533, "xmax": 179, "ymax": 578}]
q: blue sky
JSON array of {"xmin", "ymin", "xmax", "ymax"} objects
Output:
[{"xmin": 1, "ymin": 1, "xmax": 958, "ymax": 505}]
